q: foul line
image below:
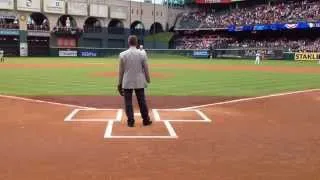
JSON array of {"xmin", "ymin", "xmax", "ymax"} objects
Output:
[
  {"xmin": 0, "ymin": 94, "xmax": 95, "ymax": 109},
  {"xmin": 2, "ymin": 89, "xmax": 319, "ymax": 114},
  {"xmin": 180, "ymin": 89, "xmax": 320, "ymax": 110}
]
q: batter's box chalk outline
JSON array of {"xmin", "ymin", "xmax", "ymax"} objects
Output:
[
  {"xmin": 64, "ymin": 108, "xmax": 123, "ymax": 122},
  {"xmin": 104, "ymin": 120, "xmax": 178, "ymax": 139},
  {"xmin": 152, "ymin": 109, "xmax": 212, "ymax": 123}
]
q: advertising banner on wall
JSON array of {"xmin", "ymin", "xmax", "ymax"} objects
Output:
[
  {"xmin": 90, "ymin": 4, "xmax": 108, "ymax": 18},
  {"xmin": 295, "ymin": 53, "xmax": 320, "ymax": 61},
  {"xmin": 17, "ymin": 0, "xmax": 41, "ymax": 12},
  {"xmin": 44, "ymin": 0, "xmax": 66, "ymax": 14},
  {"xmin": 0, "ymin": 29, "xmax": 19, "ymax": 36},
  {"xmin": 79, "ymin": 50, "xmax": 97, "ymax": 57},
  {"xmin": 228, "ymin": 22, "xmax": 320, "ymax": 32},
  {"xmin": 27, "ymin": 31, "xmax": 50, "ymax": 37},
  {"xmin": 68, "ymin": 2, "xmax": 88, "ymax": 16},
  {"xmin": 59, "ymin": 50, "xmax": 77, "ymax": 57},
  {"xmin": 20, "ymin": 43, "xmax": 28, "ymax": 57},
  {"xmin": 110, "ymin": 6, "xmax": 127, "ymax": 19},
  {"xmin": 192, "ymin": 50, "xmax": 209, "ymax": 58},
  {"xmin": 0, "ymin": 0, "xmax": 14, "ymax": 10}
]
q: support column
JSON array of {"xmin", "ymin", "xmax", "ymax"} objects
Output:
[{"xmin": 18, "ymin": 14, "xmax": 28, "ymax": 56}]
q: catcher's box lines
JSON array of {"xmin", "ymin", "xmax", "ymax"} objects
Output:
[
  {"xmin": 64, "ymin": 108, "xmax": 212, "ymax": 139},
  {"xmin": 0, "ymin": 88, "xmax": 318, "ymax": 139}
]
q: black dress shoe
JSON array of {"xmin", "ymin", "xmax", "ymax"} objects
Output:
[
  {"xmin": 143, "ymin": 121, "xmax": 153, "ymax": 126},
  {"xmin": 127, "ymin": 121, "xmax": 135, "ymax": 127}
]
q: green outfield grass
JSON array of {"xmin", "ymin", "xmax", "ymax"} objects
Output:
[{"xmin": 0, "ymin": 57, "xmax": 319, "ymax": 97}]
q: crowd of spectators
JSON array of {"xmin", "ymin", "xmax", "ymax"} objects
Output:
[
  {"xmin": 227, "ymin": 38, "xmax": 320, "ymax": 52},
  {"xmin": 0, "ymin": 18, "xmax": 19, "ymax": 29},
  {"xmin": 295, "ymin": 39, "xmax": 320, "ymax": 52},
  {"xmin": 53, "ymin": 26, "xmax": 83, "ymax": 34},
  {"xmin": 176, "ymin": 35, "xmax": 320, "ymax": 52},
  {"xmin": 176, "ymin": 11, "xmax": 206, "ymax": 29},
  {"xmin": 175, "ymin": 0, "xmax": 320, "ymax": 52},
  {"xmin": 177, "ymin": 0, "xmax": 320, "ymax": 29},
  {"xmin": 175, "ymin": 35, "xmax": 233, "ymax": 49},
  {"xmin": 27, "ymin": 19, "xmax": 50, "ymax": 31},
  {"xmin": 0, "ymin": 23, "xmax": 19, "ymax": 29},
  {"xmin": 27, "ymin": 24, "xmax": 50, "ymax": 31}
]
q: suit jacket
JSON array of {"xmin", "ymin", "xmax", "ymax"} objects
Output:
[
  {"xmin": 118, "ymin": 47, "xmax": 150, "ymax": 89},
  {"xmin": 140, "ymin": 49, "xmax": 147, "ymax": 57}
]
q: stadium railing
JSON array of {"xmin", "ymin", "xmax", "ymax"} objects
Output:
[{"xmin": 50, "ymin": 47, "xmax": 293, "ymax": 60}]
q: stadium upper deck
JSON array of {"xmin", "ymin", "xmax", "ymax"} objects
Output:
[
  {"xmin": 0, "ymin": 0, "xmax": 184, "ymax": 56},
  {"xmin": 176, "ymin": 0, "xmax": 320, "ymax": 30}
]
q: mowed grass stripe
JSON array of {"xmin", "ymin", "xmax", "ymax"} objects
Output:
[
  {"xmin": 4, "ymin": 57, "xmax": 320, "ymax": 66},
  {"xmin": 1, "ymin": 74, "xmax": 319, "ymax": 95},
  {"xmin": 150, "ymin": 73, "xmax": 320, "ymax": 96},
  {"xmin": 151, "ymin": 72, "xmax": 318, "ymax": 88},
  {"xmin": 10, "ymin": 71, "xmax": 310, "ymax": 93},
  {"xmin": 178, "ymin": 81, "xmax": 319, "ymax": 96},
  {"xmin": 2, "ymin": 70, "xmax": 320, "ymax": 89}
]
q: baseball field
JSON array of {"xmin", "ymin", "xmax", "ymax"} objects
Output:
[{"xmin": 1, "ymin": 56, "xmax": 320, "ymax": 179}]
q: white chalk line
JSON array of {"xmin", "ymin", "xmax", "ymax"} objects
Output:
[
  {"xmin": 67, "ymin": 119, "xmax": 118, "ymax": 122},
  {"xmin": 65, "ymin": 108, "xmax": 122, "ymax": 122},
  {"xmin": 78, "ymin": 108, "xmax": 120, "ymax": 111},
  {"xmin": 195, "ymin": 109, "xmax": 212, "ymax": 122},
  {"xmin": 103, "ymin": 109, "xmax": 210, "ymax": 139},
  {"xmin": 104, "ymin": 121, "xmax": 114, "ymax": 138},
  {"xmin": 64, "ymin": 106, "xmax": 213, "ymax": 139},
  {"xmin": 152, "ymin": 109, "xmax": 213, "ymax": 123},
  {"xmin": 105, "ymin": 109, "xmax": 178, "ymax": 139},
  {"xmin": 164, "ymin": 121, "xmax": 178, "ymax": 138},
  {"xmin": 152, "ymin": 109, "xmax": 161, "ymax": 121},
  {"xmin": 179, "ymin": 88, "xmax": 320, "ymax": 110},
  {"xmin": 106, "ymin": 135, "xmax": 178, "ymax": 139},
  {"xmin": 2, "ymin": 89, "xmax": 319, "ymax": 113},
  {"xmin": 116, "ymin": 109, "xmax": 123, "ymax": 122},
  {"xmin": 0, "ymin": 94, "xmax": 95, "ymax": 109},
  {"xmin": 5, "ymin": 89, "xmax": 318, "ymax": 139},
  {"xmin": 64, "ymin": 109, "xmax": 80, "ymax": 121}
]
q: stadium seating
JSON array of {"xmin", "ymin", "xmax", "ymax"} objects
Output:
[
  {"xmin": 175, "ymin": 35, "xmax": 232, "ymax": 49},
  {"xmin": 174, "ymin": 0, "xmax": 320, "ymax": 52},
  {"xmin": 27, "ymin": 24, "xmax": 50, "ymax": 31},
  {"xmin": 176, "ymin": 0, "xmax": 320, "ymax": 29},
  {"xmin": 227, "ymin": 39, "xmax": 320, "ymax": 52},
  {"xmin": 175, "ymin": 33, "xmax": 320, "ymax": 52},
  {"xmin": 0, "ymin": 23, "xmax": 19, "ymax": 29},
  {"xmin": 176, "ymin": 12, "xmax": 206, "ymax": 29}
]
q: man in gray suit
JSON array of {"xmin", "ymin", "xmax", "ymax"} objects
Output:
[{"xmin": 118, "ymin": 35, "xmax": 152, "ymax": 127}]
